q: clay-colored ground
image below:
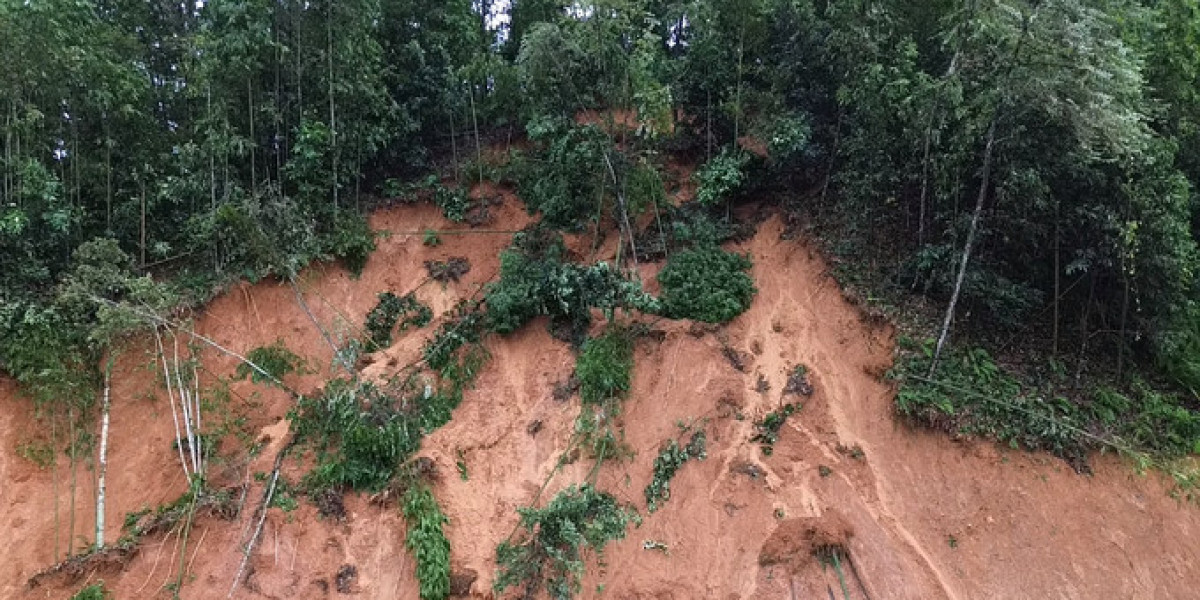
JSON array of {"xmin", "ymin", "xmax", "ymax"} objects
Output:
[{"xmin": 4, "ymin": 186, "xmax": 1199, "ymax": 599}]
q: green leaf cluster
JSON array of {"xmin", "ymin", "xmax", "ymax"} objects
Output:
[
  {"xmin": 494, "ymin": 485, "xmax": 636, "ymax": 600},
  {"xmin": 658, "ymin": 247, "xmax": 756, "ymax": 324}
]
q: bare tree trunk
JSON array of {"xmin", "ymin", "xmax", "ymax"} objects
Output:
[
  {"xmin": 929, "ymin": 118, "xmax": 997, "ymax": 376},
  {"xmin": 139, "ymin": 178, "xmax": 147, "ymax": 270},
  {"xmin": 327, "ymin": 6, "xmax": 338, "ymax": 215},
  {"xmin": 470, "ymin": 83, "xmax": 484, "ymax": 184},
  {"xmin": 95, "ymin": 361, "xmax": 112, "ymax": 549},
  {"xmin": 1053, "ymin": 208, "xmax": 1060, "ymax": 356},
  {"xmin": 248, "ymin": 77, "xmax": 257, "ymax": 196},
  {"xmin": 1117, "ymin": 273, "xmax": 1130, "ymax": 381}
]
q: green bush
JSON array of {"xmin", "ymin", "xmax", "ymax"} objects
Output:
[
  {"xmin": 892, "ymin": 339, "xmax": 1200, "ymax": 465},
  {"xmin": 577, "ymin": 328, "xmax": 635, "ymax": 406},
  {"xmin": 517, "ymin": 123, "xmax": 614, "ymax": 230},
  {"xmin": 434, "ymin": 185, "xmax": 470, "ymax": 223},
  {"xmin": 292, "ymin": 379, "xmax": 421, "ymax": 492},
  {"xmin": 422, "ymin": 301, "xmax": 486, "ymax": 372},
  {"xmin": 324, "ymin": 211, "xmax": 377, "ymax": 278},
  {"xmin": 658, "ymin": 247, "xmax": 756, "ymax": 323},
  {"xmin": 694, "ymin": 147, "xmax": 749, "ymax": 206},
  {"xmin": 494, "ymin": 485, "xmax": 636, "ymax": 600},
  {"xmin": 236, "ymin": 340, "xmax": 306, "ymax": 385},
  {"xmin": 403, "ymin": 485, "xmax": 451, "ymax": 600},
  {"xmin": 70, "ymin": 583, "xmax": 110, "ymax": 600},
  {"xmin": 485, "ymin": 234, "xmax": 658, "ymax": 336}
]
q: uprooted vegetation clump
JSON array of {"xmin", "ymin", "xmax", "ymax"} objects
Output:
[
  {"xmin": 645, "ymin": 427, "xmax": 708, "ymax": 513},
  {"xmin": 363, "ymin": 292, "xmax": 433, "ymax": 352},
  {"xmin": 494, "ymin": 484, "xmax": 637, "ymax": 600},
  {"xmin": 752, "ymin": 403, "xmax": 802, "ymax": 456}
]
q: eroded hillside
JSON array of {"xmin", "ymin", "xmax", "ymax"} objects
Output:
[{"xmin": 4, "ymin": 189, "xmax": 1200, "ymax": 600}]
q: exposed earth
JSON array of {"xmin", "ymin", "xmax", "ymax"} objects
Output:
[{"xmin": 4, "ymin": 184, "xmax": 1200, "ymax": 599}]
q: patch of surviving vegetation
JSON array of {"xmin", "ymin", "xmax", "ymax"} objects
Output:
[
  {"xmin": 645, "ymin": 427, "xmax": 708, "ymax": 513},
  {"xmin": 891, "ymin": 337, "xmax": 1200, "ymax": 474}
]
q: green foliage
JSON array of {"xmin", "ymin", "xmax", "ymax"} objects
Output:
[
  {"xmin": 423, "ymin": 301, "xmax": 486, "ymax": 372},
  {"xmin": 494, "ymin": 485, "xmax": 636, "ymax": 600},
  {"xmin": 291, "ymin": 379, "xmax": 422, "ymax": 492},
  {"xmin": 364, "ymin": 292, "xmax": 433, "ymax": 352},
  {"xmin": 236, "ymin": 340, "xmax": 305, "ymax": 385},
  {"xmin": 577, "ymin": 328, "xmax": 635, "ymax": 406},
  {"xmin": 69, "ymin": 582, "xmax": 110, "ymax": 600},
  {"xmin": 403, "ymin": 485, "xmax": 451, "ymax": 600},
  {"xmin": 516, "ymin": 122, "xmax": 615, "ymax": 229},
  {"xmin": 645, "ymin": 430, "xmax": 707, "ymax": 513},
  {"xmin": 751, "ymin": 404, "xmax": 801, "ymax": 456},
  {"xmin": 694, "ymin": 148, "xmax": 750, "ymax": 206},
  {"xmin": 658, "ymin": 247, "xmax": 756, "ymax": 323},
  {"xmin": 434, "ymin": 185, "xmax": 470, "ymax": 223},
  {"xmin": 485, "ymin": 231, "xmax": 659, "ymax": 337},
  {"xmin": 324, "ymin": 212, "xmax": 377, "ymax": 278},
  {"xmin": 893, "ymin": 339, "xmax": 1200, "ymax": 464}
]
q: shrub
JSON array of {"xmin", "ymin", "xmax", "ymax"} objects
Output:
[
  {"xmin": 517, "ymin": 123, "xmax": 614, "ymax": 230},
  {"xmin": 694, "ymin": 147, "xmax": 749, "ymax": 206},
  {"xmin": 422, "ymin": 301, "xmax": 486, "ymax": 372},
  {"xmin": 658, "ymin": 247, "xmax": 756, "ymax": 323},
  {"xmin": 324, "ymin": 211, "xmax": 376, "ymax": 278},
  {"xmin": 485, "ymin": 234, "xmax": 658, "ymax": 336},
  {"xmin": 434, "ymin": 185, "xmax": 470, "ymax": 223},
  {"xmin": 576, "ymin": 328, "xmax": 635, "ymax": 406},
  {"xmin": 291, "ymin": 379, "xmax": 421, "ymax": 492},
  {"xmin": 236, "ymin": 340, "xmax": 306, "ymax": 384},
  {"xmin": 645, "ymin": 430, "xmax": 707, "ymax": 512},
  {"xmin": 494, "ymin": 485, "xmax": 636, "ymax": 600},
  {"xmin": 70, "ymin": 583, "xmax": 110, "ymax": 600},
  {"xmin": 403, "ymin": 485, "xmax": 451, "ymax": 600}
]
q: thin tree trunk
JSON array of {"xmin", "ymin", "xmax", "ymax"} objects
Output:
[
  {"xmin": 449, "ymin": 105, "xmax": 460, "ymax": 186},
  {"xmin": 155, "ymin": 328, "xmax": 191, "ymax": 481},
  {"xmin": 821, "ymin": 108, "xmax": 843, "ymax": 206},
  {"xmin": 470, "ymin": 84, "xmax": 483, "ymax": 184},
  {"xmin": 95, "ymin": 361, "xmax": 112, "ymax": 550},
  {"xmin": 1117, "ymin": 273, "xmax": 1130, "ymax": 381},
  {"xmin": 929, "ymin": 118, "xmax": 997, "ymax": 376},
  {"xmin": 105, "ymin": 136, "xmax": 112, "ymax": 232},
  {"xmin": 328, "ymin": 7, "xmax": 338, "ymax": 215},
  {"xmin": 68, "ymin": 407, "xmax": 78, "ymax": 556},
  {"xmin": 249, "ymin": 77, "xmax": 257, "ymax": 196},
  {"xmin": 208, "ymin": 85, "xmax": 216, "ymax": 212},
  {"xmin": 1053, "ymin": 208, "xmax": 1060, "ymax": 356},
  {"xmin": 1074, "ymin": 275, "xmax": 1096, "ymax": 387},
  {"xmin": 139, "ymin": 179, "xmax": 147, "ymax": 270},
  {"xmin": 52, "ymin": 410, "xmax": 60, "ymax": 562}
]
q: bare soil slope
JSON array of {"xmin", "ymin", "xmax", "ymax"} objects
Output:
[{"xmin": 4, "ymin": 191, "xmax": 1200, "ymax": 599}]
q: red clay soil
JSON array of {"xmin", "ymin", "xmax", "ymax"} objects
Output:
[{"xmin": 4, "ymin": 188, "xmax": 1200, "ymax": 599}]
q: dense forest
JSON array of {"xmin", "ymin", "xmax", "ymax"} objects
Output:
[{"xmin": 4, "ymin": 0, "xmax": 1200, "ymax": 587}]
